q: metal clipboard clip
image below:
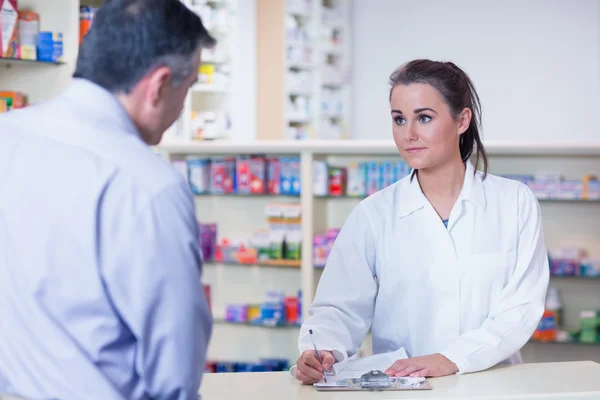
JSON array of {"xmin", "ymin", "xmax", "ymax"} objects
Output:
[{"xmin": 349, "ymin": 370, "xmax": 430, "ymax": 391}]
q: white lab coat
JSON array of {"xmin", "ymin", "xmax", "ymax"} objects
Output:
[{"xmin": 298, "ymin": 162, "xmax": 549, "ymax": 374}]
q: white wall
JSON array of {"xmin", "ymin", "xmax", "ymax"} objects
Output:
[
  {"xmin": 350, "ymin": 0, "xmax": 600, "ymax": 142},
  {"xmin": 230, "ymin": 0, "xmax": 257, "ymax": 142}
]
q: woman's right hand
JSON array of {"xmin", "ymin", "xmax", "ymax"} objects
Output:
[{"xmin": 295, "ymin": 350, "xmax": 335, "ymax": 385}]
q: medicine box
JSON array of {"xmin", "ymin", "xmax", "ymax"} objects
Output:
[
  {"xmin": 379, "ymin": 161, "xmax": 395, "ymax": 189},
  {"xmin": 37, "ymin": 31, "xmax": 63, "ymax": 62},
  {"xmin": 346, "ymin": 162, "xmax": 366, "ymax": 197},
  {"xmin": 266, "ymin": 157, "xmax": 280, "ymax": 194},
  {"xmin": 18, "ymin": 10, "xmax": 38, "ymax": 60},
  {"xmin": 312, "ymin": 160, "xmax": 328, "ymax": 196},
  {"xmin": 365, "ymin": 162, "xmax": 380, "ymax": 195},
  {"xmin": 210, "ymin": 157, "xmax": 236, "ymax": 194},
  {"xmin": 237, "ymin": 155, "xmax": 267, "ymax": 194},
  {"xmin": 187, "ymin": 158, "xmax": 210, "ymax": 194}
]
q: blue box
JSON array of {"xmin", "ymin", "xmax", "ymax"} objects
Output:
[
  {"xmin": 379, "ymin": 161, "xmax": 395, "ymax": 189},
  {"xmin": 37, "ymin": 32, "xmax": 64, "ymax": 62},
  {"xmin": 279, "ymin": 157, "xmax": 301, "ymax": 195}
]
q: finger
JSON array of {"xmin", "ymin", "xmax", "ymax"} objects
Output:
[
  {"xmin": 409, "ymin": 368, "xmax": 429, "ymax": 378},
  {"xmin": 385, "ymin": 360, "xmax": 409, "ymax": 375},
  {"xmin": 321, "ymin": 351, "xmax": 335, "ymax": 370},
  {"xmin": 394, "ymin": 365, "xmax": 421, "ymax": 377},
  {"xmin": 297, "ymin": 359, "xmax": 325, "ymax": 381},
  {"xmin": 302, "ymin": 352, "xmax": 323, "ymax": 372},
  {"xmin": 296, "ymin": 369, "xmax": 319, "ymax": 385}
]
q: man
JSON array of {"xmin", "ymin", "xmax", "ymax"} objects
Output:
[{"xmin": 0, "ymin": 1, "xmax": 215, "ymax": 399}]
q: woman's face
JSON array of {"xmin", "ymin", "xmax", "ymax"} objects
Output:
[{"xmin": 390, "ymin": 83, "xmax": 470, "ymax": 172}]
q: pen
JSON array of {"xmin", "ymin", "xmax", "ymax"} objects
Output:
[{"xmin": 309, "ymin": 329, "xmax": 327, "ymax": 383}]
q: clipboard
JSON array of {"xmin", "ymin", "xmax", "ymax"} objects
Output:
[{"xmin": 314, "ymin": 370, "xmax": 433, "ymax": 392}]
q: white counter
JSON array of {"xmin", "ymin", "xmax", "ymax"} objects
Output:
[{"xmin": 200, "ymin": 361, "xmax": 600, "ymax": 399}]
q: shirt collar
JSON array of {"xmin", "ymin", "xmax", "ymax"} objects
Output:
[
  {"xmin": 61, "ymin": 78, "xmax": 141, "ymax": 139},
  {"xmin": 397, "ymin": 161, "xmax": 486, "ymax": 218}
]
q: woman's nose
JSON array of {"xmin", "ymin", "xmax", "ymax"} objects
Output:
[{"xmin": 404, "ymin": 123, "xmax": 418, "ymax": 141}]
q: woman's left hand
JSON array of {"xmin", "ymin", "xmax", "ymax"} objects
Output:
[{"xmin": 384, "ymin": 353, "xmax": 458, "ymax": 378}]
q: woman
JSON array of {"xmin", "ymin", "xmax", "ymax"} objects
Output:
[{"xmin": 294, "ymin": 59, "xmax": 549, "ymax": 384}]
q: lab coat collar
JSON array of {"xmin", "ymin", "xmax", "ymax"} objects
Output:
[
  {"xmin": 397, "ymin": 162, "xmax": 486, "ymax": 218},
  {"xmin": 62, "ymin": 78, "xmax": 141, "ymax": 140},
  {"xmin": 459, "ymin": 161, "xmax": 486, "ymax": 209}
]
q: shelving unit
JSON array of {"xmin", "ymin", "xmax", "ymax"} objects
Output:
[
  {"xmin": 157, "ymin": 139, "xmax": 600, "ymax": 363},
  {"xmin": 256, "ymin": 0, "xmax": 352, "ymax": 140}
]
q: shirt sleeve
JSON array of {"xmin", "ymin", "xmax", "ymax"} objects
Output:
[
  {"xmin": 100, "ymin": 178, "xmax": 212, "ymax": 400},
  {"xmin": 297, "ymin": 203, "xmax": 378, "ymax": 362},
  {"xmin": 440, "ymin": 186, "xmax": 549, "ymax": 374}
]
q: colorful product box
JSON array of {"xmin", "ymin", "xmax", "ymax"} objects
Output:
[
  {"xmin": 198, "ymin": 222, "xmax": 217, "ymax": 261},
  {"xmin": 346, "ymin": 162, "xmax": 366, "ymax": 197},
  {"xmin": 280, "ymin": 157, "xmax": 301, "ymax": 196},
  {"xmin": 582, "ymin": 176, "xmax": 599, "ymax": 200},
  {"xmin": 365, "ymin": 162, "xmax": 380, "ymax": 195},
  {"xmin": 187, "ymin": 158, "xmax": 210, "ymax": 194},
  {"xmin": 1, "ymin": 0, "xmax": 19, "ymax": 58},
  {"xmin": 313, "ymin": 234, "xmax": 327, "ymax": 267},
  {"xmin": 210, "ymin": 157, "xmax": 236, "ymax": 194},
  {"xmin": 379, "ymin": 161, "xmax": 395, "ymax": 189},
  {"xmin": 267, "ymin": 157, "xmax": 280, "ymax": 194},
  {"xmin": 261, "ymin": 290, "xmax": 285, "ymax": 326},
  {"xmin": 579, "ymin": 259, "xmax": 600, "ymax": 278},
  {"xmin": 37, "ymin": 31, "xmax": 63, "ymax": 62},
  {"xmin": 237, "ymin": 155, "xmax": 266, "ymax": 194},
  {"xmin": 557, "ymin": 180, "xmax": 582, "ymax": 200},
  {"xmin": 0, "ymin": 91, "xmax": 25, "ymax": 109},
  {"xmin": 313, "ymin": 160, "xmax": 328, "ymax": 196},
  {"xmin": 17, "ymin": 10, "xmax": 38, "ymax": 60},
  {"xmin": 328, "ymin": 166, "xmax": 346, "ymax": 196}
]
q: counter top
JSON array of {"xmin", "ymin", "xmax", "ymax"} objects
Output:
[{"xmin": 200, "ymin": 361, "xmax": 600, "ymax": 399}]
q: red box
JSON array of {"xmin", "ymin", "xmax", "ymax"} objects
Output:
[
  {"xmin": 210, "ymin": 157, "xmax": 235, "ymax": 194},
  {"xmin": 267, "ymin": 158, "xmax": 280, "ymax": 194},
  {"xmin": 328, "ymin": 166, "xmax": 347, "ymax": 196},
  {"xmin": 284, "ymin": 296, "xmax": 299, "ymax": 324},
  {"xmin": 237, "ymin": 156, "xmax": 266, "ymax": 194}
]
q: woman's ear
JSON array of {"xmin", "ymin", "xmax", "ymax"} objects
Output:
[{"xmin": 457, "ymin": 107, "xmax": 472, "ymax": 135}]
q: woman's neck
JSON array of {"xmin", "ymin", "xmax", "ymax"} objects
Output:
[{"xmin": 417, "ymin": 157, "xmax": 466, "ymax": 219}]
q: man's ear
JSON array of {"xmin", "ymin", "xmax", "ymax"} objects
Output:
[
  {"xmin": 457, "ymin": 107, "xmax": 472, "ymax": 136},
  {"xmin": 147, "ymin": 66, "xmax": 172, "ymax": 107}
]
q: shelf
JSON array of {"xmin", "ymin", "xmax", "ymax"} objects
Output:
[
  {"xmin": 204, "ymin": 260, "xmax": 301, "ymax": 268},
  {"xmin": 213, "ymin": 318, "xmax": 301, "ymax": 329},
  {"xmin": 0, "ymin": 57, "xmax": 64, "ymax": 67},
  {"xmin": 196, "ymin": 193, "xmax": 300, "ymax": 198},
  {"xmin": 550, "ymin": 275, "xmax": 600, "ymax": 280},
  {"xmin": 529, "ymin": 339, "xmax": 600, "ymax": 346},
  {"xmin": 157, "ymin": 139, "xmax": 600, "ymax": 156}
]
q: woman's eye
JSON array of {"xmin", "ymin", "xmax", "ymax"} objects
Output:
[
  {"xmin": 394, "ymin": 117, "xmax": 406, "ymax": 125},
  {"xmin": 419, "ymin": 115, "xmax": 432, "ymax": 123}
]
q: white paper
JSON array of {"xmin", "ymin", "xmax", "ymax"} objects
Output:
[{"xmin": 328, "ymin": 347, "xmax": 408, "ymax": 380}]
